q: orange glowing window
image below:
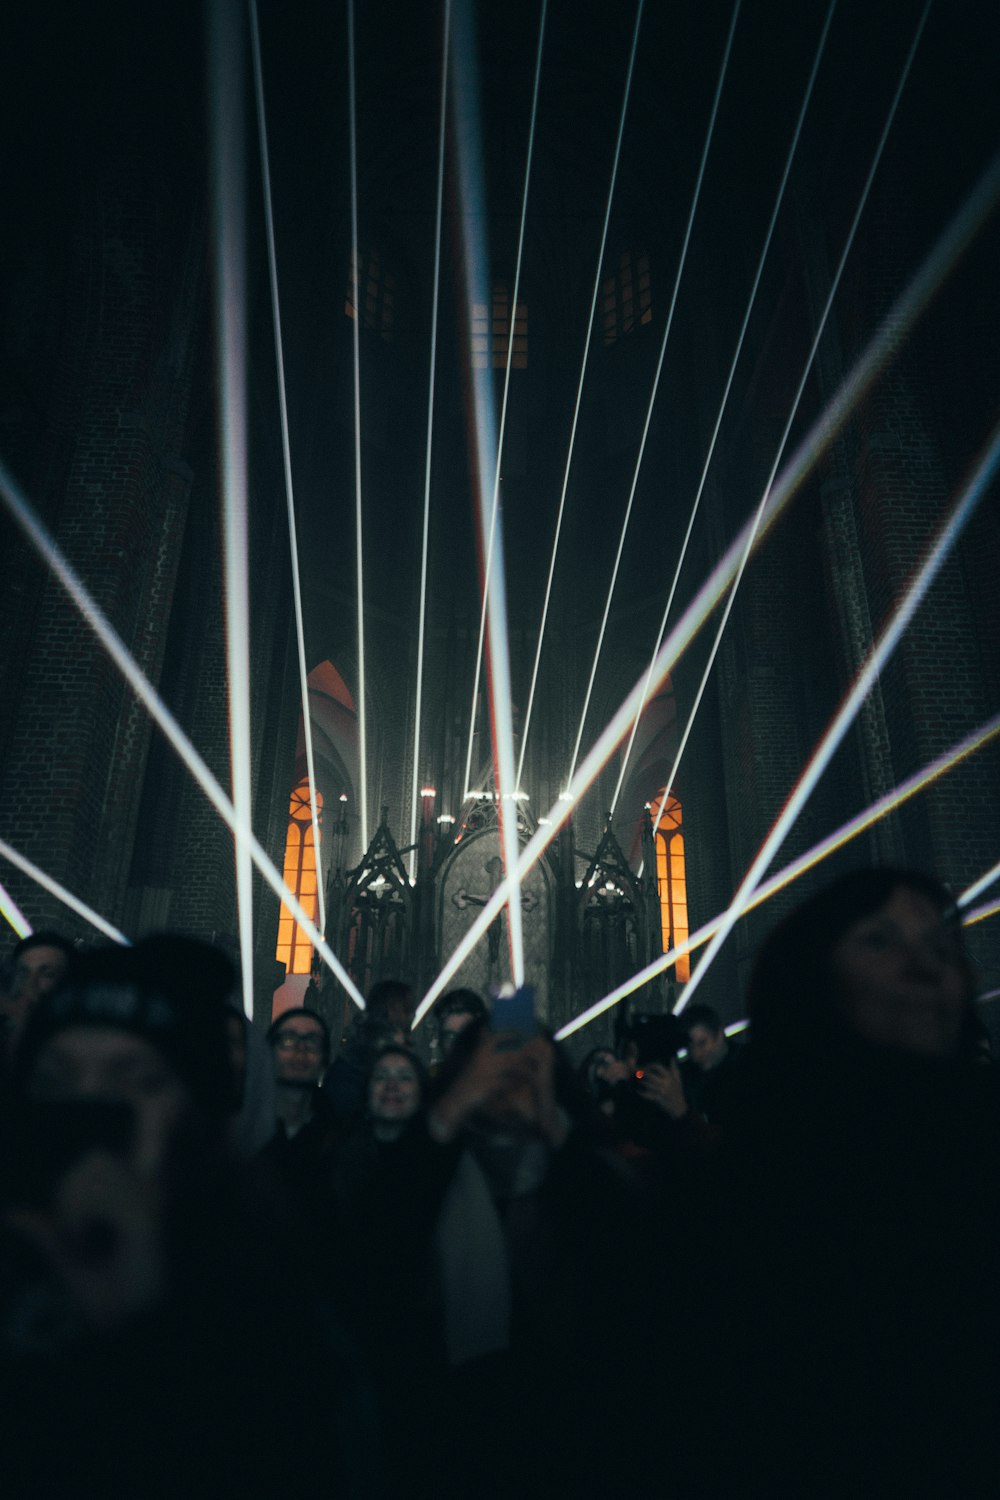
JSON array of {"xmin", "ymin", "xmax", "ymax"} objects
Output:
[
  {"xmin": 472, "ymin": 284, "xmax": 527, "ymax": 369},
  {"xmin": 275, "ymin": 781, "xmax": 324, "ymax": 977},
  {"xmin": 602, "ymin": 249, "xmax": 652, "ymax": 344},
  {"xmin": 650, "ymin": 789, "xmax": 689, "ymax": 982},
  {"xmin": 345, "ymin": 247, "xmax": 395, "ymax": 341}
]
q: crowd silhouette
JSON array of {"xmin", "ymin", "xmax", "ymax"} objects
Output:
[{"xmin": 0, "ymin": 867, "xmax": 996, "ymax": 1497}]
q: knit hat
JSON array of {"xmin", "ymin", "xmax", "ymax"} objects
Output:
[{"xmin": 14, "ymin": 935, "xmax": 234, "ymax": 1120}]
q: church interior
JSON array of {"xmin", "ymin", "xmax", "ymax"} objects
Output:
[{"xmin": 2, "ymin": 0, "xmax": 999, "ymax": 1049}]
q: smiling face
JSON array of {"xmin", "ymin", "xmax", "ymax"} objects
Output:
[
  {"xmin": 270, "ymin": 1016, "xmax": 328, "ymax": 1087},
  {"xmin": 830, "ymin": 886, "xmax": 972, "ymax": 1060},
  {"xmin": 368, "ymin": 1051, "xmax": 421, "ymax": 1130}
]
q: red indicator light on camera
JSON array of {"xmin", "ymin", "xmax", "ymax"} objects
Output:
[{"xmin": 634, "ymin": 1069, "xmax": 644, "ymax": 1080}]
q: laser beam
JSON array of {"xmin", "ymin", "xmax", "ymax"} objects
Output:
[
  {"xmin": 0, "ymin": 458, "xmax": 366, "ymax": 1010},
  {"xmin": 566, "ymin": 0, "xmax": 742, "ymax": 788},
  {"xmin": 611, "ymin": 0, "xmax": 837, "ymax": 816},
  {"xmin": 963, "ymin": 898, "xmax": 1000, "ymax": 929},
  {"xmin": 250, "ymin": 0, "xmax": 326, "ymax": 933},
  {"xmin": 210, "ymin": 0, "xmax": 255, "ymax": 1019},
  {"xmin": 555, "ymin": 709, "xmax": 1000, "ymax": 1038},
  {"xmin": 512, "ymin": 0, "xmax": 645, "ymax": 796},
  {"xmin": 0, "ymin": 837, "xmax": 130, "ymax": 945},
  {"xmin": 649, "ymin": 0, "xmax": 929, "ymax": 848},
  {"xmin": 348, "ymin": 0, "xmax": 369, "ymax": 852},
  {"xmin": 451, "ymin": 0, "xmax": 525, "ymax": 981},
  {"xmin": 412, "ymin": 152, "xmax": 1000, "ymax": 1028},
  {"xmin": 464, "ymin": 0, "xmax": 547, "ymax": 803},
  {"xmin": 408, "ymin": 0, "xmax": 452, "ymax": 882},
  {"xmin": 959, "ymin": 856, "xmax": 1000, "ymax": 910},
  {"xmin": 679, "ymin": 410, "xmax": 1000, "ymax": 1010},
  {"xmin": 0, "ymin": 875, "xmax": 32, "ymax": 940}
]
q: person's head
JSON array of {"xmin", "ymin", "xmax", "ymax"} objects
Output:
[
  {"xmin": 366, "ymin": 1045, "xmax": 426, "ymax": 1141},
  {"xmin": 4, "ymin": 931, "xmax": 77, "ymax": 1030},
  {"xmin": 365, "ymin": 979, "xmax": 414, "ymax": 1041},
  {"xmin": 748, "ymin": 868, "xmax": 977, "ymax": 1063},
  {"xmin": 578, "ymin": 1046, "xmax": 629, "ymax": 1096},
  {"xmin": 267, "ymin": 1008, "xmax": 330, "ymax": 1089},
  {"xmin": 683, "ymin": 1005, "xmax": 729, "ymax": 1072},
  {"xmin": 436, "ymin": 988, "xmax": 488, "ymax": 1053},
  {"xmin": 13, "ymin": 938, "xmax": 234, "ymax": 1167}
]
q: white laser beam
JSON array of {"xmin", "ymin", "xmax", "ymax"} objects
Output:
[
  {"xmin": 451, "ymin": 0, "xmax": 525, "ymax": 980},
  {"xmin": 566, "ymin": 0, "xmax": 742, "ymax": 788},
  {"xmin": 556, "ymin": 708, "xmax": 1000, "ymax": 1038},
  {"xmin": 249, "ymin": 0, "xmax": 327, "ymax": 935},
  {"xmin": 210, "ymin": 0, "xmax": 255, "ymax": 1019},
  {"xmin": 408, "ymin": 0, "xmax": 451, "ymax": 882},
  {"xmin": 512, "ymin": 0, "xmax": 646, "ymax": 794},
  {"xmin": 650, "ymin": 0, "xmax": 930, "ymax": 849},
  {"xmin": 411, "ymin": 150, "xmax": 1000, "ymax": 1027},
  {"xmin": 679, "ymin": 410, "xmax": 1000, "ymax": 1009},
  {"xmin": 348, "ymin": 0, "xmax": 370, "ymax": 852},
  {"xmin": 611, "ymin": 0, "xmax": 837, "ymax": 815},
  {"xmin": 0, "ymin": 878, "xmax": 31, "ymax": 940},
  {"xmin": 0, "ymin": 458, "xmax": 366, "ymax": 1010},
  {"xmin": 0, "ymin": 837, "xmax": 130, "ymax": 945}
]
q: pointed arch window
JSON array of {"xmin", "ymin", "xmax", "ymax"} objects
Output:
[
  {"xmin": 275, "ymin": 781, "xmax": 324, "ymax": 977},
  {"xmin": 650, "ymin": 789, "xmax": 689, "ymax": 981},
  {"xmin": 345, "ymin": 246, "xmax": 396, "ymax": 341},
  {"xmin": 602, "ymin": 249, "xmax": 652, "ymax": 344},
  {"xmin": 472, "ymin": 283, "xmax": 527, "ymax": 369}
]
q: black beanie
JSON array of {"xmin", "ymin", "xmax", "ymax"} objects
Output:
[{"xmin": 14, "ymin": 936, "xmax": 234, "ymax": 1120}]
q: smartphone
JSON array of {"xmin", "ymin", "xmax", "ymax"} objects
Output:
[{"xmin": 491, "ymin": 984, "xmax": 538, "ymax": 1046}]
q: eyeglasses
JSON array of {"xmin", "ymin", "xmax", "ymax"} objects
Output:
[{"xmin": 273, "ymin": 1033, "xmax": 325, "ymax": 1055}]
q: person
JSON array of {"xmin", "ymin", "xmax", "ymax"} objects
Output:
[
  {"xmin": 422, "ymin": 1017, "xmax": 654, "ymax": 1499},
  {"xmin": 577, "ymin": 1045, "xmax": 630, "ymax": 1115},
  {"xmin": 259, "ymin": 1007, "xmax": 340, "ymax": 1252},
  {"xmin": 0, "ymin": 937, "xmax": 361, "ymax": 1496},
  {"xmin": 0, "ymin": 931, "xmax": 77, "ymax": 1066},
  {"xmin": 434, "ymin": 986, "xmax": 488, "ymax": 1059},
  {"xmin": 691, "ymin": 868, "xmax": 1000, "ymax": 1497},
  {"xmin": 331, "ymin": 1043, "xmax": 446, "ymax": 1499},
  {"xmin": 267, "ymin": 1006, "xmax": 332, "ymax": 1139},
  {"xmin": 603, "ymin": 1013, "xmax": 709, "ymax": 1174},
  {"xmin": 325, "ymin": 977, "xmax": 415, "ymax": 1122},
  {"xmin": 681, "ymin": 1003, "xmax": 744, "ymax": 1128},
  {"xmin": 367, "ymin": 1043, "xmax": 426, "ymax": 1140}
]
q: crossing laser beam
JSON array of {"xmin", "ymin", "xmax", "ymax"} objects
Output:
[
  {"xmin": 959, "ymin": 856, "xmax": 1000, "ymax": 910},
  {"xmin": 963, "ymin": 898, "xmax": 1000, "ymax": 928},
  {"xmin": 0, "ymin": 875, "xmax": 32, "ymax": 940},
  {"xmin": 408, "ymin": 0, "xmax": 451, "ymax": 881},
  {"xmin": 0, "ymin": 458, "xmax": 366, "ymax": 1010},
  {"xmin": 348, "ymin": 0, "xmax": 370, "ymax": 853},
  {"xmin": 566, "ymin": 0, "xmax": 742, "ymax": 788},
  {"xmin": 411, "ymin": 151, "xmax": 1000, "ymax": 1029},
  {"xmin": 611, "ymin": 0, "xmax": 836, "ymax": 815},
  {"xmin": 210, "ymin": 0, "xmax": 255, "ymax": 1019},
  {"xmin": 513, "ymin": 0, "xmax": 645, "ymax": 795},
  {"xmin": 679, "ymin": 411, "xmax": 1000, "ymax": 1010},
  {"xmin": 650, "ymin": 0, "xmax": 929, "ymax": 848},
  {"xmin": 451, "ymin": 0, "xmax": 525, "ymax": 982},
  {"xmin": 555, "ymin": 709, "xmax": 1000, "ymax": 1038},
  {"xmin": 465, "ymin": 0, "xmax": 547, "ymax": 803},
  {"xmin": 250, "ymin": 0, "xmax": 326, "ymax": 934},
  {"xmin": 0, "ymin": 837, "xmax": 130, "ymax": 945}
]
